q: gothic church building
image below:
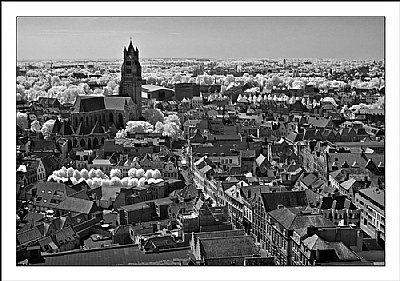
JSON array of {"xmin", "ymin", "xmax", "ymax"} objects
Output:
[{"xmin": 69, "ymin": 39, "xmax": 143, "ymax": 149}]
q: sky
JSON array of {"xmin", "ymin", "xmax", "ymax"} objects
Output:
[{"xmin": 17, "ymin": 17, "xmax": 384, "ymax": 60}]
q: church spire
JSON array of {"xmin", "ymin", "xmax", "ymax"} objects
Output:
[{"xmin": 128, "ymin": 37, "xmax": 134, "ymax": 51}]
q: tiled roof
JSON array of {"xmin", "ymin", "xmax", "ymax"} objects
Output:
[
  {"xmin": 260, "ymin": 191, "xmax": 308, "ymax": 212},
  {"xmin": 339, "ymin": 178, "xmax": 357, "ymax": 191},
  {"xmin": 269, "ymin": 207, "xmax": 335, "ymax": 232},
  {"xmin": 301, "ymin": 173, "xmax": 324, "ymax": 189},
  {"xmin": 144, "ymin": 236, "xmax": 177, "ymax": 250},
  {"xmin": 37, "ymin": 236, "xmax": 58, "ymax": 252},
  {"xmin": 303, "ymin": 234, "xmax": 331, "ymax": 251},
  {"xmin": 328, "ymin": 241, "xmax": 360, "ymax": 261},
  {"xmin": 52, "ymin": 226, "xmax": 78, "ymax": 245},
  {"xmin": 17, "ymin": 227, "xmax": 43, "ymax": 245},
  {"xmin": 57, "ymin": 197, "xmax": 94, "ymax": 214},
  {"xmin": 308, "ymin": 117, "xmax": 331, "ymax": 128},
  {"xmin": 193, "ymin": 145, "xmax": 239, "ymax": 156},
  {"xmin": 195, "ymin": 230, "xmax": 245, "ymax": 243},
  {"xmin": 200, "ymin": 235, "xmax": 255, "ymax": 259},
  {"xmin": 319, "ymin": 195, "xmax": 357, "ymax": 210}
]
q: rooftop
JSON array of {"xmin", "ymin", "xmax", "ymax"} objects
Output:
[
  {"xmin": 358, "ymin": 188, "xmax": 384, "ymax": 208},
  {"xmin": 33, "ymin": 244, "xmax": 191, "ymax": 266}
]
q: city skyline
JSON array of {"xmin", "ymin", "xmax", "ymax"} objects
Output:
[{"xmin": 17, "ymin": 17, "xmax": 384, "ymax": 61}]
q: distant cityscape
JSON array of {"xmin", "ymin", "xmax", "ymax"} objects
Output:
[{"xmin": 16, "ymin": 26, "xmax": 385, "ymax": 266}]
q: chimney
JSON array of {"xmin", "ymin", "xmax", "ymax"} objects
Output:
[
  {"xmin": 277, "ymin": 204, "xmax": 284, "ymax": 209},
  {"xmin": 356, "ymin": 230, "xmax": 364, "ymax": 252},
  {"xmin": 331, "ymin": 200, "xmax": 337, "ymax": 210},
  {"xmin": 307, "ymin": 225, "xmax": 318, "ymax": 236}
]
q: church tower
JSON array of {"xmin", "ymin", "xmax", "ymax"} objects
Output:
[{"xmin": 119, "ymin": 38, "xmax": 142, "ymax": 118}]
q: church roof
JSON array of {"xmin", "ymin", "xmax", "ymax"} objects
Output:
[
  {"xmin": 104, "ymin": 97, "xmax": 131, "ymax": 111},
  {"xmin": 75, "ymin": 122, "xmax": 92, "ymax": 136},
  {"xmin": 72, "ymin": 96, "xmax": 131, "ymax": 113},
  {"xmin": 58, "ymin": 121, "xmax": 75, "ymax": 136},
  {"xmin": 90, "ymin": 120, "xmax": 105, "ymax": 134},
  {"xmin": 73, "ymin": 96, "xmax": 105, "ymax": 113},
  {"xmin": 51, "ymin": 119, "xmax": 63, "ymax": 134}
]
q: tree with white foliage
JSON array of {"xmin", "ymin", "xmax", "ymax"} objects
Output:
[
  {"xmin": 138, "ymin": 177, "xmax": 146, "ymax": 186},
  {"xmin": 51, "ymin": 76, "xmax": 61, "ymax": 87},
  {"xmin": 102, "ymin": 179, "xmax": 111, "ymax": 187},
  {"xmin": 110, "ymin": 168, "xmax": 122, "ymax": 179},
  {"xmin": 125, "ymin": 121, "xmax": 154, "ymax": 134},
  {"xmin": 86, "ymin": 179, "xmax": 93, "ymax": 188},
  {"xmin": 121, "ymin": 177, "xmax": 130, "ymax": 187},
  {"xmin": 153, "ymin": 169, "xmax": 161, "ymax": 179},
  {"xmin": 88, "ymin": 168, "xmax": 97, "ymax": 179},
  {"xmin": 128, "ymin": 178, "xmax": 139, "ymax": 187},
  {"xmin": 145, "ymin": 169, "xmax": 154, "ymax": 179},
  {"xmin": 73, "ymin": 170, "xmax": 81, "ymax": 181},
  {"xmin": 110, "ymin": 177, "xmax": 122, "ymax": 186},
  {"xmin": 143, "ymin": 109, "xmax": 164, "ymax": 125},
  {"xmin": 17, "ymin": 112, "xmax": 29, "ymax": 130},
  {"xmin": 70, "ymin": 177, "xmax": 78, "ymax": 185},
  {"xmin": 128, "ymin": 168, "xmax": 137, "ymax": 178},
  {"xmin": 59, "ymin": 167, "xmax": 67, "ymax": 178},
  {"xmin": 30, "ymin": 120, "xmax": 41, "ymax": 133},
  {"xmin": 80, "ymin": 168, "xmax": 89, "ymax": 180},
  {"xmin": 92, "ymin": 177, "xmax": 103, "ymax": 188},
  {"xmin": 41, "ymin": 119, "xmax": 56, "ymax": 138},
  {"xmin": 154, "ymin": 121, "xmax": 164, "ymax": 133},
  {"xmin": 136, "ymin": 168, "xmax": 145, "ymax": 178},
  {"xmin": 67, "ymin": 167, "xmax": 74, "ymax": 178},
  {"xmin": 96, "ymin": 169, "xmax": 105, "ymax": 179}
]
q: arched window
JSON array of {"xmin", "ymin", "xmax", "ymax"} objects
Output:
[
  {"xmin": 109, "ymin": 112, "xmax": 114, "ymax": 123},
  {"xmin": 118, "ymin": 113, "xmax": 124, "ymax": 128},
  {"xmin": 80, "ymin": 139, "xmax": 86, "ymax": 148},
  {"xmin": 93, "ymin": 138, "xmax": 99, "ymax": 148}
]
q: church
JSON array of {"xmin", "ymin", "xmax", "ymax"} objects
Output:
[{"xmin": 69, "ymin": 39, "xmax": 143, "ymax": 149}]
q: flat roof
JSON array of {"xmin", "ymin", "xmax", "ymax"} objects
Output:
[
  {"xmin": 358, "ymin": 188, "xmax": 384, "ymax": 208},
  {"xmin": 33, "ymin": 245, "xmax": 191, "ymax": 266}
]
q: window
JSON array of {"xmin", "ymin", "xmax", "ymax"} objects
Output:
[{"xmin": 126, "ymin": 69, "xmax": 132, "ymax": 74}]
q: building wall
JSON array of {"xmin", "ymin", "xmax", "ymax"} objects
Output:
[
  {"xmin": 175, "ymin": 83, "xmax": 200, "ymax": 101},
  {"xmin": 355, "ymin": 192, "xmax": 385, "ymax": 241},
  {"xmin": 126, "ymin": 207, "xmax": 153, "ymax": 225}
]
